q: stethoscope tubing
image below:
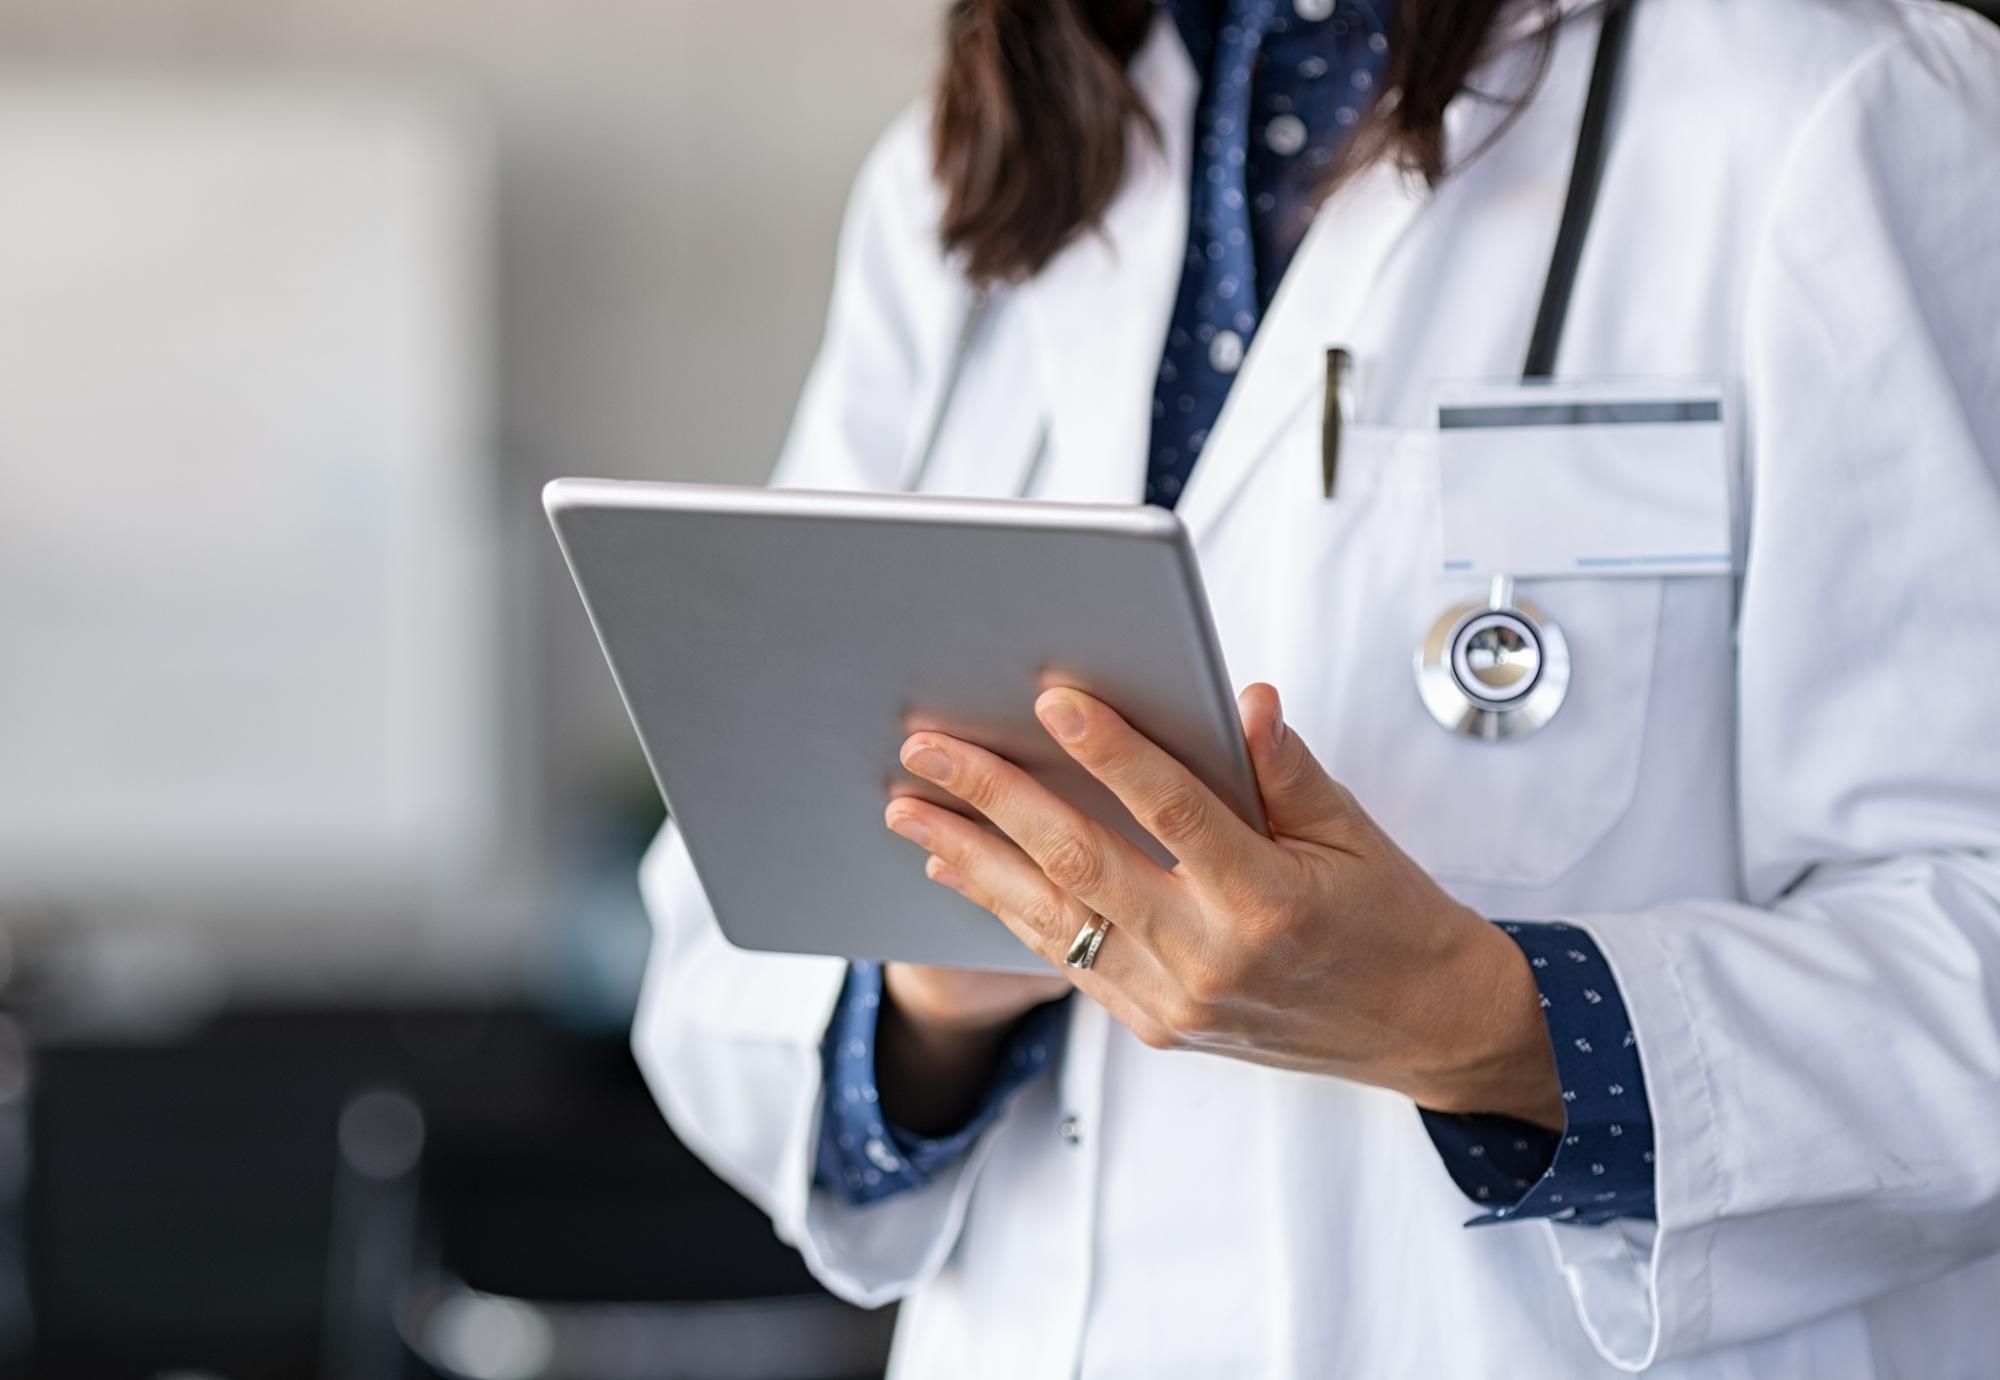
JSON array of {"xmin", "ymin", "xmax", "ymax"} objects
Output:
[{"xmin": 1524, "ymin": 0, "xmax": 1635, "ymax": 382}]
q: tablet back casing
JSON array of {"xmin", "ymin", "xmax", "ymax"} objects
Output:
[{"xmin": 547, "ymin": 479, "xmax": 1263, "ymax": 973}]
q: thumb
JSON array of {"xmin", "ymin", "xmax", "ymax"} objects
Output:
[{"xmin": 1237, "ymin": 683, "xmax": 1364, "ymax": 848}]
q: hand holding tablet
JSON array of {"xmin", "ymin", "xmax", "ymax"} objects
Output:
[{"xmin": 546, "ymin": 479, "xmax": 1263, "ymax": 973}]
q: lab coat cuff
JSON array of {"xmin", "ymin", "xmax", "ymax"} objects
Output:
[
  {"xmin": 798, "ymin": 1081, "xmax": 1022, "ymax": 1309},
  {"xmin": 816, "ymin": 961, "xmax": 1072, "ymax": 1205},
  {"xmin": 1532, "ymin": 910, "xmax": 1726, "ymax": 1372}
]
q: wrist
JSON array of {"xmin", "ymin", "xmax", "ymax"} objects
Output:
[
  {"xmin": 1405, "ymin": 914, "xmax": 1566, "ymax": 1131},
  {"xmin": 875, "ymin": 977, "xmax": 1018, "ymax": 1138},
  {"xmin": 879, "ymin": 987, "xmax": 1012, "ymax": 1067},
  {"xmin": 881, "ymin": 963, "xmax": 1039, "ymax": 1041}
]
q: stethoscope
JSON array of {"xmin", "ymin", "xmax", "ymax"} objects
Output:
[
  {"xmin": 910, "ymin": 0, "xmax": 1636, "ymax": 743},
  {"xmin": 1414, "ymin": 0, "xmax": 1634, "ymax": 741}
]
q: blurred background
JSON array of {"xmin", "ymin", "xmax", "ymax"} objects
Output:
[
  {"xmin": 0, "ymin": 2, "xmax": 935, "ymax": 1376},
  {"xmin": 17, "ymin": 1, "xmax": 1998, "ymax": 1377}
]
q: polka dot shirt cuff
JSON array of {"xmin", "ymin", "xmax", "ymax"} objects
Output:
[
  {"xmin": 813, "ymin": 961, "xmax": 1069, "ymax": 1207},
  {"xmin": 1419, "ymin": 921, "xmax": 1658, "ymax": 1227}
]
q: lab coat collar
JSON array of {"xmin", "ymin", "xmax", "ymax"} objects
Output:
[{"xmin": 1498, "ymin": 0, "xmax": 1607, "ymax": 45}]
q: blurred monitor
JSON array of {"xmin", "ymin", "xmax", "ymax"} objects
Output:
[{"xmin": 0, "ymin": 76, "xmax": 514, "ymax": 955}]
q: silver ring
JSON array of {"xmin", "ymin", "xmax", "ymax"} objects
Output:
[{"xmin": 1063, "ymin": 913, "xmax": 1112, "ymax": 971}]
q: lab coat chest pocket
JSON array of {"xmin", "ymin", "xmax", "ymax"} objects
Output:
[
  {"xmin": 1401, "ymin": 571, "xmax": 1664, "ymax": 889},
  {"xmin": 1213, "ymin": 415, "xmax": 1666, "ymax": 893}
]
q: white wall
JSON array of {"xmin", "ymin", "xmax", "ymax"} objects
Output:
[
  {"xmin": 0, "ymin": 77, "xmax": 498, "ymax": 912},
  {"xmin": 0, "ymin": 1, "xmax": 942, "ymax": 973}
]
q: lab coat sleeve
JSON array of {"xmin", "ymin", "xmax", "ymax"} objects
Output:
[
  {"xmin": 630, "ymin": 105, "xmax": 1002, "ymax": 1308},
  {"xmin": 766, "ymin": 105, "xmax": 966, "ymax": 494},
  {"xmin": 1541, "ymin": 23, "xmax": 2000, "ymax": 1370}
]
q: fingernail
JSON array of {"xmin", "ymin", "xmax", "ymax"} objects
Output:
[
  {"xmin": 925, "ymin": 856, "xmax": 964, "ymax": 888},
  {"xmin": 901, "ymin": 743, "xmax": 953, "ymax": 781},
  {"xmin": 1038, "ymin": 698, "xmax": 1086, "ymax": 743},
  {"xmin": 886, "ymin": 810, "xmax": 932, "ymax": 849},
  {"xmin": 1270, "ymin": 693, "xmax": 1286, "ymax": 746}
]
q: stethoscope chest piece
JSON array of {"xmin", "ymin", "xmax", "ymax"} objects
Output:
[{"xmin": 1414, "ymin": 576, "xmax": 1569, "ymax": 741}]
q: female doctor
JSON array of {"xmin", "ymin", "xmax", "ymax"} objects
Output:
[{"xmin": 633, "ymin": 0, "xmax": 2000, "ymax": 1373}]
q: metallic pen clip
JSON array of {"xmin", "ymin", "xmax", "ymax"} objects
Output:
[{"xmin": 1321, "ymin": 346, "xmax": 1354, "ymax": 499}]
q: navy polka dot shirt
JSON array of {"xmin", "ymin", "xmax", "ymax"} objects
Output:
[
  {"xmin": 1420, "ymin": 923, "xmax": 1656, "ymax": 1226},
  {"xmin": 815, "ymin": 961, "xmax": 1070, "ymax": 1201},
  {"xmin": 814, "ymin": 1, "xmax": 1657, "ymax": 1227}
]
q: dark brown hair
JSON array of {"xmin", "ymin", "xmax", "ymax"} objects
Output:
[{"xmin": 932, "ymin": 0, "xmax": 1551, "ymax": 283}]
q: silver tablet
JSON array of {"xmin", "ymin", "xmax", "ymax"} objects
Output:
[{"xmin": 545, "ymin": 479, "xmax": 1263, "ymax": 973}]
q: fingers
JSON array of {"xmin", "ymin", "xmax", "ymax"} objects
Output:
[
  {"xmin": 885, "ymin": 795, "xmax": 1146, "ymax": 971},
  {"xmin": 886, "ymin": 797, "xmax": 1075, "ymax": 965},
  {"xmin": 886, "ymin": 799, "xmax": 1176, "ymax": 1046},
  {"xmin": 1235, "ymin": 683, "xmax": 1367, "ymax": 850},
  {"xmin": 897, "ymin": 733, "xmax": 1176, "ymax": 939},
  {"xmin": 1031, "ymin": 689, "xmax": 1263, "ymax": 878}
]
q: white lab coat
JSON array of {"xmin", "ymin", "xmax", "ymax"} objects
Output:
[{"xmin": 633, "ymin": 0, "xmax": 2000, "ymax": 1373}]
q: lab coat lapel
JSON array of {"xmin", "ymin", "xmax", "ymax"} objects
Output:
[
  {"xmin": 1172, "ymin": 2, "xmax": 1604, "ymax": 543},
  {"xmin": 1015, "ymin": 16, "xmax": 1196, "ymax": 505},
  {"xmin": 1169, "ymin": 157, "xmax": 1429, "ymax": 541}
]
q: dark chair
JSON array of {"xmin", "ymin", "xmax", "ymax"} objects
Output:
[{"xmin": 321, "ymin": 1082, "xmax": 894, "ymax": 1380}]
